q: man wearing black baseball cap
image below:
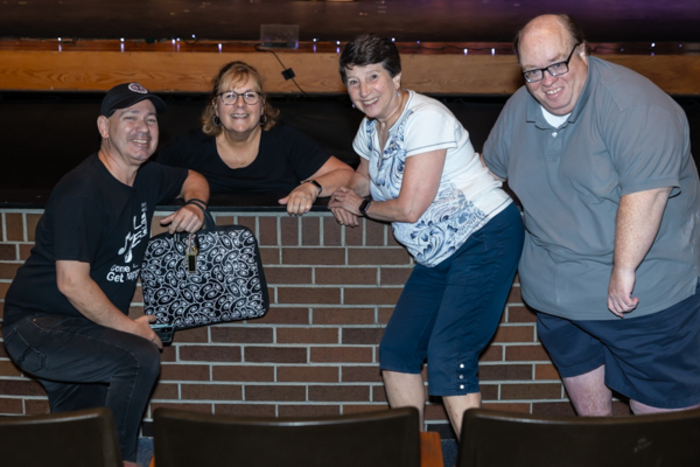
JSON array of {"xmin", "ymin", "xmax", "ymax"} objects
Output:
[
  {"xmin": 100, "ymin": 82, "xmax": 167, "ymax": 117},
  {"xmin": 2, "ymin": 83, "xmax": 209, "ymax": 465}
]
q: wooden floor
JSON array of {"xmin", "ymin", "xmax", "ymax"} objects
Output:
[{"xmin": 1, "ymin": 0, "xmax": 699, "ymax": 43}]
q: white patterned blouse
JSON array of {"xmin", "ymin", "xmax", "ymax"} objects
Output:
[{"xmin": 352, "ymin": 91, "xmax": 512, "ymax": 267}]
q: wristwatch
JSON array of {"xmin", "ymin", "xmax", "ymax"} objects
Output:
[
  {"xmin": 305, "ymin": 179, "xmax": 323, "ymax": 194},
  {"xmin": 359, "ymin": 199, "xmax": 372, "ymax": 217}
]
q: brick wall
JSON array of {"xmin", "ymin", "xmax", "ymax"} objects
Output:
[{"xmin": 0, "ymin": 208, "xmax": 592, "ymax": 435}]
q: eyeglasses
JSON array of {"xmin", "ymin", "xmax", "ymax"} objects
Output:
[
  {"xmin": 217, "ymin": 90, "xmax": 261, "ymax": 105},
  {"xmin": 521, "ymin": 44, "xmax": 581, "ymax": 83}
]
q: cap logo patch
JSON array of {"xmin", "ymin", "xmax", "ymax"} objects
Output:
[{"xmin": 128, "ymin": 83, "xmax": 149, "ymax": 94}]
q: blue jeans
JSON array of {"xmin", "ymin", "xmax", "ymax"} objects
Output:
[
  {"xmin": 2, "ymin": 310, "xmax": 160, "ymax": 461},
  {"xmin": 379, "ymin": 203, "xmax": 524, "ymax": 396}
]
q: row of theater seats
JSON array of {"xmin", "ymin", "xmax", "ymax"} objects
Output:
[{"xmin": 1, "ymin": 405, "xmax": 700, "ymax": 466}]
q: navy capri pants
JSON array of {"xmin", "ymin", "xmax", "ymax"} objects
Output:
[{"xmin": 379, "ymin": 203, "xmax": 524, "ymax": 396}]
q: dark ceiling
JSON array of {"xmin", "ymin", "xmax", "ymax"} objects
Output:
[{"xmin": 1, "ymin": 0, "xmax": 699, "ymax": 43}]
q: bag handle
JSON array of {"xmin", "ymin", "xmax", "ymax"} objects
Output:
[
  {"xmin": 169, "ymin": 208, "xmax": 214, "ymax": 246},
  {"xmin": 201, "ymin": 209, "xmax": 216, "ymax": 230},
  {"xmin": 184, "ymin": 199, "xmax": 215, "ymax": 230}
]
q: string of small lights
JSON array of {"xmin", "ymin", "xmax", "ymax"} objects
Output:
[{"xmin": 22, "ymin": 36, "xmax": 699, "ymax": 56}]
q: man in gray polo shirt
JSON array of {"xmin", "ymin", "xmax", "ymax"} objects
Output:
[{"xmin": 483, "ymin": 14, "xmax": 700, "ymax": 415}]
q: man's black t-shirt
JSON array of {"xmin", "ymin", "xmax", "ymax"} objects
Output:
[
  {"xmin": 155, "ymin": 123, "xmax": 330, "ymax": 196},
  {"xmin": 4, "ymin": 154, "xmax": 188, "ymax": 324}
]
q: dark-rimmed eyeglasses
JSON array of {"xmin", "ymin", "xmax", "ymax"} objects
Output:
[
  {"xmin": 217, "ymin": 91, "xmax": 261, "ymax": 105},
  {"xmin": 521, "ymin": 44, "xmax": 581, "ymax": 84}
]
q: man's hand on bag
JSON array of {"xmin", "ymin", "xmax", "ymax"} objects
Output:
[{"xmin": 160, "ymin": 205, "xmax": 205, "ymax": 234}]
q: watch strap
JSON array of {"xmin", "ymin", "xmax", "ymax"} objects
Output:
[
  {"xmin": 359, "ymin": 199, "xmax": 372, "ymax": 217},
  {"xmin": 305, "ymin": 179, "xmax": 323, "ymax": 194}
]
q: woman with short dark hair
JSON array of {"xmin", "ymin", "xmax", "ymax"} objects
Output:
[{"xmin": 329, "ymin": 33, "xmax": 524, "ymax": 436}]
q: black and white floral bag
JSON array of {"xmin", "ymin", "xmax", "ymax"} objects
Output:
[{"xmin": 141, "ymin": 211, "xmax": 269, "ymax": 343}]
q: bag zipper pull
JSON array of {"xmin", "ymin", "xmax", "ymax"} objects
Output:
[{"xmin": 185, "ymin": 232, "xmax": 198, "ymax": 273}]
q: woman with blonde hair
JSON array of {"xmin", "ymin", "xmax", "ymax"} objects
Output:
[{"xmin": 158, "ymin": 61, "xmax": 353, "ymax": 214}]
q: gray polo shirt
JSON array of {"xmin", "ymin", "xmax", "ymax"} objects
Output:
[{"xmin": 483, "ymin": 56, "xmax": 700, "ymax": 320}]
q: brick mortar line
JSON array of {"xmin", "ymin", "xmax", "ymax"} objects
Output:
[
  {"xmin": 0, "ymin": 395, "xmax": 47, "ymax": 399},
  {"xmin": 163, "ymin": 212, "xmax": 332, "ymax": 218},
  {"xmin": 487, "ymin": 361, "xmax": 553, "ymax": 364},
  {"xmin": 273, "ymin": 285, "xmax": 406, "ymax": 288},
  {"xmin": 175, "ymin": 344, "xmax": 377, "ymax": 347},
  {"xmin": 146, "ymin": 381, "xmax": 564, "ymax": 386},
  {"xmin": 158, "ymin": 382, "xmax": 386, "ymax": 386},
  {"xmin": 189, "ymin": 323, "xmax": 384, "ymax": 330},
  {"xmin": 266, "ymin": 265, "xmax": 401, "ymax": 268},
  {"xmin": 131, "ymin": 304, "xmax": 399, "ymax": 308},
  {"xmin": 21, "ymin": 212, "xmax": 28, "ymax": 243},
  {"xmin": 318, "ymin": 216, "xmax": 325, "ymax": 247},
  {"xmin": 275, "ymin": 217, "xmax": 281, "ymax": 246},
  {"xmin": 147, "ymin": 401, "xmax": 214, "ymax": 406},
  {"xmin": 0, "ymin": 394, "xmax": 49, "ymax": 397},
  {"xmin": 476, "ymin": 361, "xmax": 546, "ymax": 366},
  {"xmin": 273, "ymin": 246, "xmax": 407, "ymax": 250},
  {"xmin": 481, "ymin": 381, "xmax": 563, "ymax": 385},
  {"xmin": 492, "ymin": 323, "xmax": 537, "ymax": 327},
  {"xmin": 148, "ymin": 400, "xmax": 389, "ymax": 405},
  {"xmin": 297, "ymin": 217, "xmax": 302, "ymax": 245},
  {"xmin": 161, "ymin": 362, "xmax": 376, "ymax": 368},
  {"xmin": 0, "ymin": 209, "xmax": 44, "ymax": 214},
  {"xmin": 484, "ymin": 343, "xmax": 546, "ymax": 348},
  {"xmin": 483, "ymin": 398, "xmax": 571, "ymax": 403},
  {"xmin": 179, "ymin": 324, "xmax": 380, "ymax": 328}
]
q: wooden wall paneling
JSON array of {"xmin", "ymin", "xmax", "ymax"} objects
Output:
[{"xmin": 0, "ymin": 48, "xmax": 698, "ymax": 95}]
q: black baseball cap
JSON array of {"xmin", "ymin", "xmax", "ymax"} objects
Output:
[{"xmin": 100, "ymin": 82, "xmax": 167, "ymax": 117}]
